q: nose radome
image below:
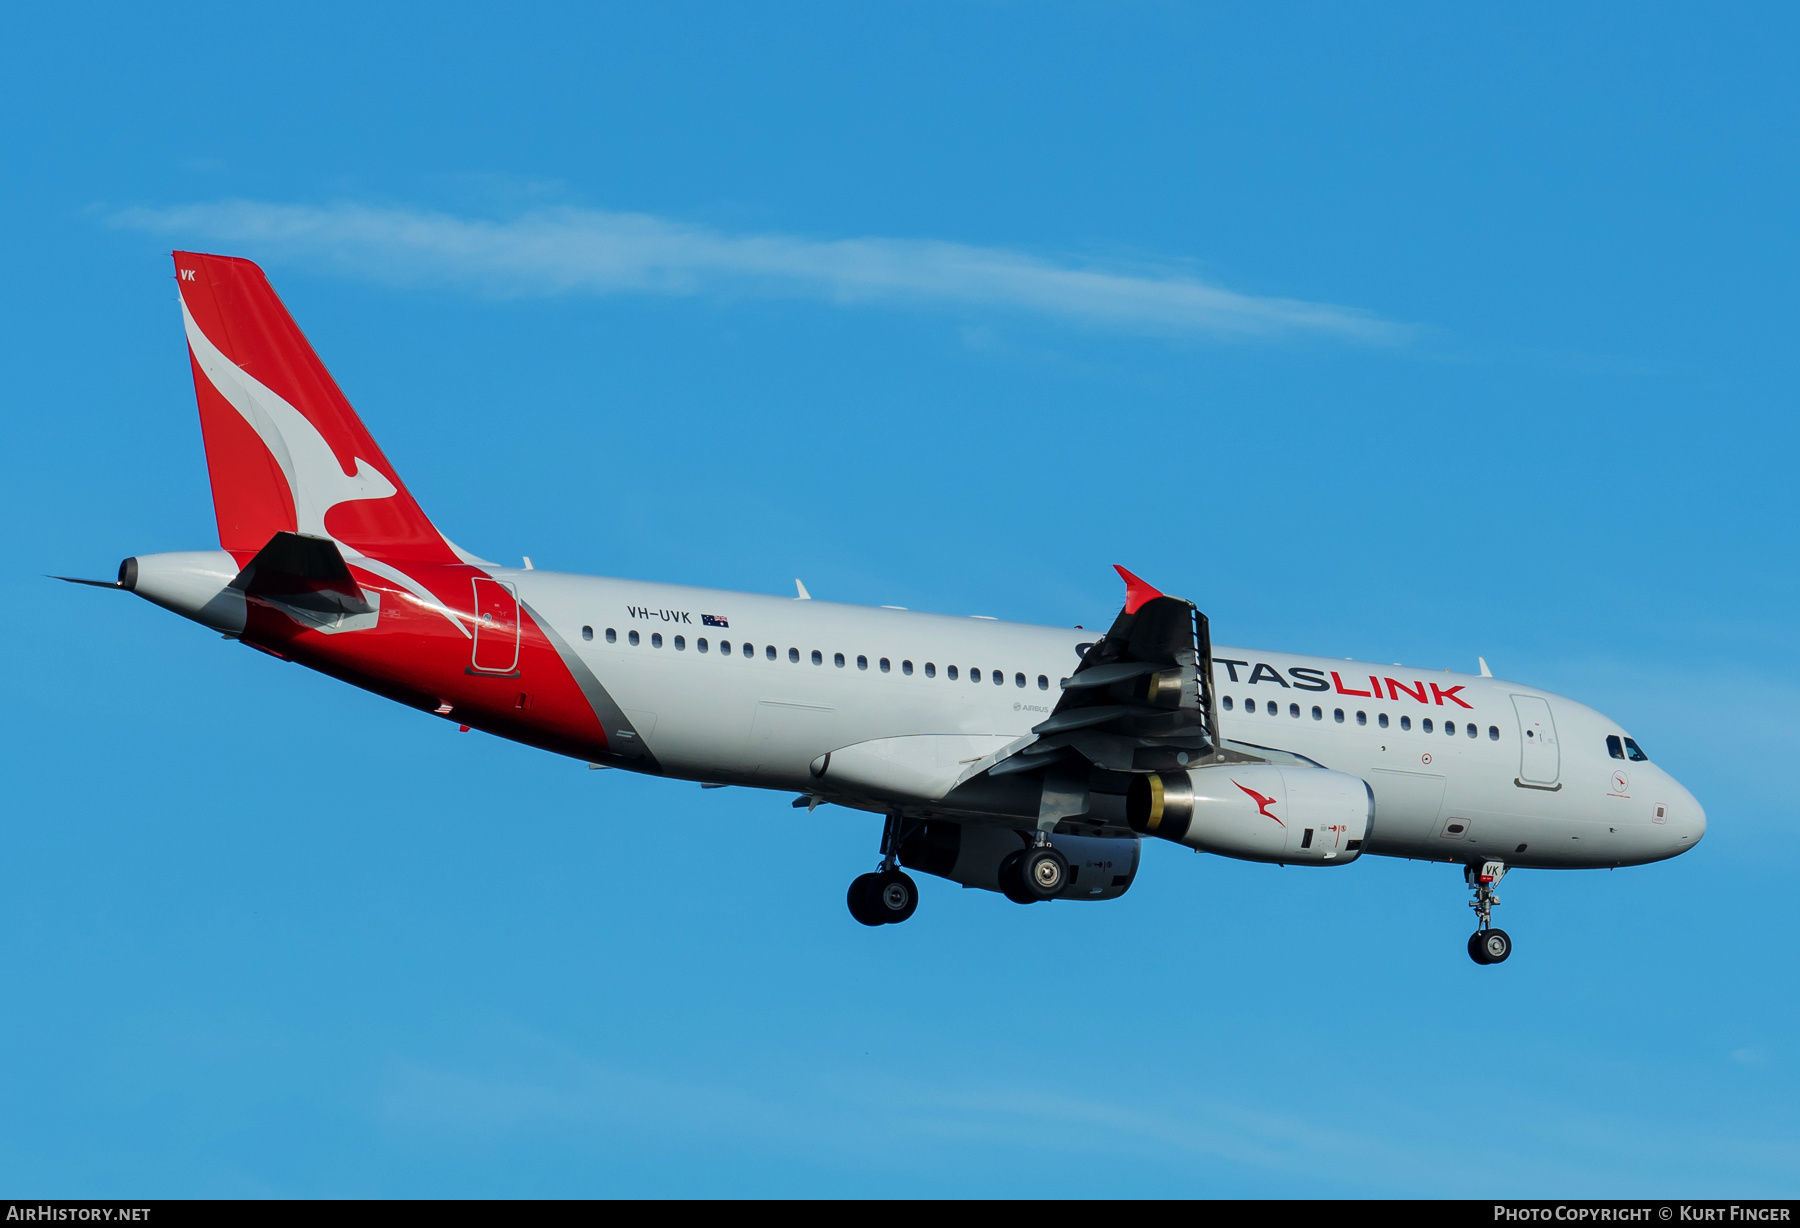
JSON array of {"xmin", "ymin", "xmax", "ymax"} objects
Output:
[{"xmin": 1674, "ymin": 782, "xmax": 1707, "ymax": 850}]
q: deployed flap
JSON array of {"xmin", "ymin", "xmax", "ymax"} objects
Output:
[
  {"xmin": 231, "ymin": 531, "xmax": 380, "ymax": 634},
  {"xmin": 979, "ymin": 567, "xmax": 1261, "ymax": 816}
]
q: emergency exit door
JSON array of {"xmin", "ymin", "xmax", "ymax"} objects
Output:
[
  {"xmin": 471, "ymin": 578, "xmax": 521, "ymax": 674},
  {"xmin": 1511, "ymin": 694, "xmax": 1560, "ymax": 786}
]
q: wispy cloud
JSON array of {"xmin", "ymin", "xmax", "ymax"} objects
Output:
[{"xmin": 113, "ymin": 199, "xmax": 1406, "ymax": 344}]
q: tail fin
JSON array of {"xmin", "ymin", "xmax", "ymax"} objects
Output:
[{"xmin": 174, "ymin": 252, "xmax": 457, "ymax": 565}]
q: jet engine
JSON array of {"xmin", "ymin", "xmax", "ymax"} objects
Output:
[
  {"xmin": 898, "ymin": 821, "xmax": 1140, "ymax": 901},
  {"xmin": 1126, "ymin": 764, "xmax": 1371, "ymax": 865}
]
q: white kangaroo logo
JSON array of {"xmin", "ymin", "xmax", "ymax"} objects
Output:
[
  {"xmin": 182, "ymin": 299, "xmax": 474, "ymax": 639},
  {"xmin": 181, "ymin": 298, "xmax": 399, "ymax": 538}
]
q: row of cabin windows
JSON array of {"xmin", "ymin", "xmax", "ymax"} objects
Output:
[
  {"xmin": 1222, "ymin": 694, "xmax": 1501, "ymax": 740},
  {"xmin": 581, "ymin": 625, "xmax": 1053, "ymax": 690}
]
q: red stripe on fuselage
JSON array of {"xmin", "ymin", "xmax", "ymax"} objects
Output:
[{"xmin": 239, "ymin": 561, "xmax": 610, "ymax": 761}]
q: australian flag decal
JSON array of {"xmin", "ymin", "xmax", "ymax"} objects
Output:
[{"xmin": 701, "ymin": 614, "xmax": 729, "ymax": 628}]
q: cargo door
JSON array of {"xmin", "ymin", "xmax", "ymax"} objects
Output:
[
  {"xmin": 471, "ymin": 578, "xmax": 521, "ymax": 674},
  {"xmin": 1511, "ymin": 694, "xmax": 1560, "ymax": 786}
]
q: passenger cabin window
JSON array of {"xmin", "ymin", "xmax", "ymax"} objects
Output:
[
  {"xmin": 1488, "ymin": 725, "xmax": 1500, "ymax": 740},
  {"xmin": 581, "ymin": 626, "xmax": 593, "ymax": 641},
  {"xmin": 789, "ymin": 648, "xmax": 800, "ymax": 663},
  {"xmin": 1356, "ymin": 711, "xmax": 1367, "ymax": 726},
  {"xmin": 947, "ymin": 665, "xmax": 958, "ymax": 680},
  {"xmin": 879, "ymin": 658, "xmax": 890, "ymax": 673},
  {"xmin": 1422, "ymin": 718, "xmax": 1433, "ymax": 733},
  {"xmin": 1266, "ymin": 700, "xmax": 1277, "ymax": 715},
  {"xmin": 925, "ymin": 663, "xmax": 936, "ymax": 678},
  {"xmin": 1223, "ymin": 696, "xmax": 1234, "ymax": 711},
  {"xmin": 1312, "ymin": 705, "xmax": 1322, "ymax": 720},
  {"xmin": 1015, "ymin": 673, "xmax": 1026, "ymax": 687},
  {"xmin": 903, "ymin": 660, "xmax": 914, "ymax": 675},
  {"xmin": 1289, "ymin": 703, "xmax": 1300, "ymax": 718},
  {"xmin": 1400, "ymin": 715, "xmax": 1411, "ymax": 731},
  {"xmin": 993, "ymin": 671, "xmax": 1004, "ymax": 686},
  {"xmin": 651, "ymin": 633, "xmax": 663, "ymax": 648},
  {"xmin": 698, "ymin": 638, "xmax": 709, "ymax": 652},
  {"xmin": 1624, "ymin": 737, "xmax": 1650, "ymax": 762},
  {"xmin": 1334, "ymin": 708, "xmax": 1344, "ymax": 723},
  {"xmin": 855, "ymin": 655, "xmax": 866, "ymax": 670},
  {"xmin": 628, "ymin": 630, "xmax": 640, "ymax": 646},
  {"xmin": 674, "ymin": 636, "xmax": 685, "ymax": 650},
  {"xmin": 765, "ymin": 645, "xmax": 776, "ymax": 660},
  {"xmin": 1378, "ymin": 713, "xmax": 1388, "ymax": 728},
  {"xmin": 810, "ymin": 649, "xmax": 822, "ymax": 665},
  {"xmin": 605, "ymin": 628, "xmax": 617, "ymax": 644},
  {"xmin": 1037, "ymin": 675, "xmax": 1049, "ymax": 690}
]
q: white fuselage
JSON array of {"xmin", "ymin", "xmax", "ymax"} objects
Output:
[{"xmin": 508, "ymin": 568, "xmax": 1706, "ymax": 871}]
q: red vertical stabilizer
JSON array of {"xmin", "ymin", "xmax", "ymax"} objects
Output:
[{"xmin": 173, "ymin": 251, "xmax": 457, "ymax": 565}]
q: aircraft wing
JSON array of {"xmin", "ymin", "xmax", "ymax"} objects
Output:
[
  {"xmin": 988, "ymin": 566, "xmax": 1222, "ymax": 776},
  {"xmin": 942, "ymin": 566, "xmax": 1265, "ymax": 834}
]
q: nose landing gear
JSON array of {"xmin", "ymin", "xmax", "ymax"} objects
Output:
[
  {"xmin": 847, "ymin": 814, "xmax": 920, "ymax": 927},
  {"xmin": 1465, "ymin": 860, "xmax": 1511, "ymax": 964}
]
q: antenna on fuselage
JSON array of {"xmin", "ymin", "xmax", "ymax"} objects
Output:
[
  {"xmin": 1478, "ymin": 656, "xmax": 1493, "ymax": 677},
  {"xmin": 795, "ymin": 579, "xmax": 811, "ymax": 600}
]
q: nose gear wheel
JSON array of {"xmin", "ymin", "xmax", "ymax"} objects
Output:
[{"xmin": 1464, "ymin": 860, "xmax": 1513, "ymax": 965}]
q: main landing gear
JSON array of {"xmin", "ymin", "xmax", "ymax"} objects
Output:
[
  {"xmin": 998, "ymin": 835, "xmax": 1069, "ymax": 905},
  {"xmin": 848, "ymin": 814, "xmax": 919, "ymax": 927},
  {"xmin": 1465, "ymin": 860, "xmax": 1512, "ymax": 965}
]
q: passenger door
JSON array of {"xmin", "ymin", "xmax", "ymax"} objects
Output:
[{"xmin": 1511, "ymin": 694, "xmax": 1560, "ymax": 786}]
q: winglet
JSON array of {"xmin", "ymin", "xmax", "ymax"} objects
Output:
[{"xmin": 1113, "ymin": 565, "xmax": 1163, "ymax": 615}]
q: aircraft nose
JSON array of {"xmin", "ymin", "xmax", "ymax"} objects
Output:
[{"xmin": 1671, "ymin": 780, "xmax": 1706, "ymax": 852}]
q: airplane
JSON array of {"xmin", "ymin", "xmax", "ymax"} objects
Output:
[{"xmin": 58, "ymin": 252, "xmax": 1708, "ymax": 965}]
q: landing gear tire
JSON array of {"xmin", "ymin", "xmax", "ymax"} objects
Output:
[
  {"xmin": 872, "ymin": 869, "xmax": 918, "ymax": 924},
  {"xmin": 1020, "ymin": 846, "xmax": 1069, "ymax": 900},
  {"xmin": 847, "ymin": 873, "xmax": 885, "ymax": 927},
  {"xmin": 1473, "ymin": 928, "xmax": 1511, "ymax": 965},
  {"xmin": 999, "ymin": 846, "xmax": 1070, "ymax": 903},
  {"xmin": 997, "ymin": 851, "xmax": 1037, "ymax": 905},
  {"xmin": 848, "ymin": 870, "xmax": 918, "ymax": 925}
]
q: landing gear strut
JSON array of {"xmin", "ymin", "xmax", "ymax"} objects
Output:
[
  {"xmin": 1465, "ymin": 860, "xmax": 1512, "ymax": 965},
  {"xmin": 847, "ymin": 814, "xmax": 919, "ymax": 927}
]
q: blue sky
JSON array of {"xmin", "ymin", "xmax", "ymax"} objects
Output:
[{"xmin": 3, "ymin": 2, "xmax": 1796, "ymax": 1196}]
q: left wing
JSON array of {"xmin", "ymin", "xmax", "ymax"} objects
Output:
[{"xmin": 944, "ymin": 566, "xmax": 1258, "ymax": 835}]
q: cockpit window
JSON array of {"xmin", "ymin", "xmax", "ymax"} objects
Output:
[
  {"xmin": 1623, "ymin": 737, "xmax": 1650, "ymax": 762},
  {"xmin": 1606, "ymin": 735, "xmax": 1625, "ymax": 760}
]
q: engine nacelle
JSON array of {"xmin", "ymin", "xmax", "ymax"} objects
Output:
[
  {"xmin": 898, "ymin": 821, "xmax": 1140, "ymax": 901},
  {"xmin": 1126, "ymin": 764, "xmax": 1371, "ymax": 865}
]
